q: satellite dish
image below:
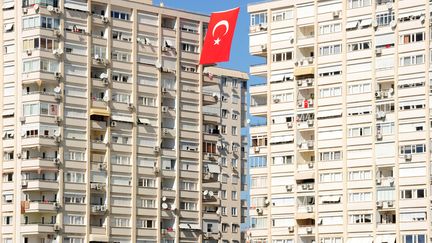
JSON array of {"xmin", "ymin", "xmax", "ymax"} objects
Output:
[
  {"xmin": 171, "ymin": 206, "xmax": 176, "ymax": 211},
  {"xmin": 203, "ymin": 190, "xmax": 209, "ymax": 196},
  {"xmin": 208, "ymin": 191, "xmax": 214, "ymax": 197},
  {"xmin": 155, "ymin": 61, "xmax": 162, "ymax": 69},
  {"xmin": 161, "ymin": 202, "xmax": 168, "ymax": 209},
  {"xmin": 162, "ymin": 196, "xmax": 167, "ymax": 202}
]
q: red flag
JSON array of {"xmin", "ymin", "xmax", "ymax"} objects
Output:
[{"xmin": 199, "ymin": 7, "xmax": 240, "ymax": 65}]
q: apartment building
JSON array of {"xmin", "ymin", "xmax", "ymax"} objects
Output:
[
  {"xmin": 248, "ymin": 0, "xmax": 432, "ymax": 243},
  {"xmin": 0, "ymin": 0, "xmax": 248, "ymax": 242}
]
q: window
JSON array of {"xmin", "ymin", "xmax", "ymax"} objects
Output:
[
  {"xmin": 138, "ymin": 178, "xmax": 156, "ymax": 188},
  {"xmin": 349, "ymin": 170, "xmax": 372, "ymax": 181},
  {"xmin": 63, "ymin": 238, "xmax": 84, "ymax": 243},
  {"xmin": 376, "ymin": 12, "xmax": 395, "ymax": 26},
  {"xmin": 111, "ymin": 11, "xmax": 130, "ymax": 21},
  {"xmin": 272, "ymin": 9, "xmax": 293, "ymax": 22},
  {"xmin": 180, "ymin": 201, "xmax": 197, "ymax": 211},
  {"xmin": 400, "ymin": 144, "xmax": 426, "ymax": 154},
  {"xmin": 113, "ymin": 217, "xmax": 131, "ymax": 227},
  {"xmin": 402, "ymin": 235, "xmax": 425, "ymax": 243},
  {"xmin": 23, "ymin": 16, "xmax": 60, "ymax": 30},
  {"xmin": 272, "ymin": 155, "xmax": 293, "ymax": 165},
  {"xmin": 400, "ymin": 32, "xmax": 425, "ymax": 44},
  {"xmin": 319, "ymin": 44, "xmax": 342, "ymax": 56},
  {"xmin": 349, "ymin": 192, "xmax": 372, "ymax": 202},
  {"xmin": 251, "ymin": 12, "xmax": 267, "ymax": 26},
  {"xmin": 112, "ymin": 51, "xmax": 131, "ymax": 62},
  {"xmin": 272, "ymin": 51, "xmax": 293, "ymax": 62},
  {"xmin": 400, "ymin": 212, "xmax": 426, "ymax": 222},
  {"xmin": 400, "ymin": 189, "xmax": 426, "ymax": 199},
  {"xmin": 137, "ymin": 219, "xmax": 156, "ymax": 228},
  {"xmin": 319, "ymin": 216, "xmax": 343, "ymax": 225},
  {"xmin": 232, "ymin": 126, "xmax": 238, "ymax": 135},
  {"xmin": 64, "ymin": 193, "xmax": 85, "ymax": 204},
  {"xmin": 138, "ymin": 198, "xmax": 156, "ymax": 208},
  {"xmin": 252, "ymin": 135, "xmax": 267, "ymax": 147},
  {"xmin": 181, "ymin": 43, "xmax": 198, "ymax": 53},
  {"xmin": 251, "ymin": 217, "xmax": 267, "ymax": 228},
  {"xmin": 113, "ymin": 93, "xmax": 131, "ymax": 103},
  {"xmin": 180, "ymin": 180, "xmax": 197, "ymax": 191},
  {"xmin": 112, "ymin": 176, "xmax": 131, "ymax": 186},
  {"xmin": 377, "ymin": 122, "xmax": 395, "ymax": 135},
  {"xmin": 400, "ymin": 54, "xmax": 424, "ymax": 66},
  {"xmin": 2, "ymin": 216, "xmax": 12, "ymax": 225},
  {"xmin": 348, "ymin": 126, "xmax": 372, "ymax": 137},
  {"xmin": 23, "ymin": 37, "xmax": 58, "ymax": 51},
  {"xmin": 23, "ymin": 59, "xmax": 59, "ymax": 73},
  {"xmin": 231, "ymin": 207, "xmax": 238, "ymax": 216},
  {"xmin": 320, "ymin": 87, "xmax": 342, "ymax": 98},
  {"xmin": 319, "ymin": 151, "xmax": 342, "ymax": 161},
  {"xmin": 319, "ymin": 23, "xmax": 341, "ymax": 35},
  {"xmin": 348, "ymin": 82, "xmax": 371, "ymax": 94},
  {"xmin": 347, "ymin": 41, "xmax": 371, "ymax": 52},
  {"xmin": 112, "ymin": 72, "xmax": 131, "ymax": 83},
  {"xmin": 319, "ymin": 172, "xmax": 342, "ymax": 183},
  {"xmin": 64, "ymin": 171, "xmax": 85, "ymax": 183},
  {"xmin": 349, "ymin": 214, "xmax": 372, "ymax": 224},
  {"xmin": 250, "ymin": 156, "xmax": 267, "ymax": 168},
  {"xmin": 64, "ymin": 214, "xmax": 85, "ymax": 225},
  {"xmin": 140, "ymin": 96, "xmax": 156, "ymax": 107},
  {"xmin": 348, "ymin": 0, "xmax": 371, "ymax": 9},
  {"xmin": 251, "ymin": 176, "xmax": 267, "ymax": 188},
  {"xmin": 112, "ymin": 197, "xmax": 131, "ymax": 207}
]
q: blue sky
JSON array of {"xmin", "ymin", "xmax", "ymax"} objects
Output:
[{"xmin": 154, "ymin": 0, "xmax": 263, "ymax": 78}]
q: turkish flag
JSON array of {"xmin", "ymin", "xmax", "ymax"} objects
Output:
[{"xmin": 199, "ymin": 7, "xmax": 240, "ymax": 65}]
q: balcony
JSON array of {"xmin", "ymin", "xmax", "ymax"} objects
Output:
[
  {"xmin": 297, "ymin": 78, "xmax": 314, "ymax": 89},
  {"xmin": 294, "ymin": 66, "xmax": 315, "ymax": 77},
  {"xmin": 21, "ymin": 200, "xmax": 58, "ymax": 213},
  {"xmin": 21, "ymin": 179, "xmax": 59, "ymax": 191},
  {"xmin": 21, "ymin": 135, "xmax": 59, "ymax": 147},
  {"xmin": 20, "ymin": 223, "xmax": 57, "ymax": 234},
  {"xmin": 91, "ymin": 120, "xmax": 107, "ymax": 130},
  {"xmin": 250, "ymin": 63, "xmax": 267, "ymax": 77},
  {"xmin": 202, "ymin": 92, "xmax": 219, "ymax": 105},
  {"xmin": 298, "ymin": 225, "xmax": 315, "ymax": 235},
  {"xmin": 21, "ymin": 157, "xmax": 59, "ymax": 169},
  {"xmin": 298, "ymin": 140, "xmax": 315, "ymax": 151}
]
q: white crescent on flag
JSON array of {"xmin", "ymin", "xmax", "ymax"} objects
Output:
[{"xmin": 212, "ymin": 20, "xmax": 229, "ymax": 37}]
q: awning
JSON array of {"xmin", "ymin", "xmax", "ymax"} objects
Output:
[
  {"xmin": 320, "ymin": 195, "xmax": 341, "ymax": 204},
  {"xmin": 205, "ymin": 163, "xmax": 220, "ymax": 174},
  {"xmin": 360, "ymin": 19, "xmax": 372, "ymax": 27},
  {"xmin": 2, "ymin": 2, "xmax": 14, "ymax": 9},
  {"xmin": 3, "ymin": 194, "xmax": 13, "ymax": 201},
  {"xmin": 347, "ymin": 237, "xmax": 373, "ymax": 243},
  {"xmin": 179, "ymin": 223, "xmax": 189, "ymax": 229},
  {"xmin": 89, "ymin": 234, "xmax": 109, "ymax": 242},
  {"xmin": 188, "ymin": 224, "xmax": 200, "ymax": 230},
  {"xmin": 376, "ymin": 235, "xmax": 396, "ymax": 243},
  {"xmin": 2, "ymin": 110, "xmax": 14, "ymax": 117},
  {"xmin": 4, "ymin": 23, "xmax": 13, "ymax": 31},
  {"xmin": 295, "ymin": 171, "xmax": 314, "ymax": 181},
  {"xmin": 270, "ymin": 74, "xmax": 292, "ymax": 82},
  {"xmin": 317, "ymin": 110, "xmax": 342, "ymax": 119},
  {"xmin": 295, "ymin": 212, "xmax": 314, "ymax": 220},
  {"xmin": 138, "ymin": 118, "xmax": 151, "ymax": 125},
  {"xmin": 90, "ymin": 108, "xmax": 110, "ymax": 117},
  {"xmin": 270, "ymin": 135, "xmax": 294, "ymax": 144},
  {"xmin": 294, "ymin": 67, "xmax": 314, "ymax": 76},
  {"xmin": 22, "ymin": 79, "xmax": 43, "ymax": 86},
  {"xmin": 346, "ymin": 21, "xmax": 359, "ymax": 29},
  {"xmin": 165, "ymin": 39, "xmax": 174, "ymax": 47},
  {"xmin": 111, "ymin": 115, "xmax": 133, "ymax": 123},
  {"xmin": 64, "ymin": 2, "xmax": 89, "ymax": 12}
]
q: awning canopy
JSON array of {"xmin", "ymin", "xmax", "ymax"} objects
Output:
[
  {"xmin": 2, "ymin": 2, "xmax": 14, "ymax": 9},
  {"xmin": 179, "ymin": 223, "xmax": 200, "ymax": 230},
  {"xmin": 89, "ymin": 234, "xmax": 109, "ymax": 242},
  {"xmin": 270, "ymin": 135, "xmax": 294, "ymax": 144},
  {"xmin": 2, "ymin": 110, "xmax": 14, "ymax": 117},
  {"xmin": 205, "ymin": 163, "xmax": 220, "ymax": 174},
  {"xmin": 317, "ymin": 110, "xmax": 342, "ymax": 119},
  {"xmin": 64, "ymin": 2, "xmax": 89, "ymax": 12},
  {"xmin": 320, "ymin": 195, "xmax": 341, "ymax": 204},
  {"xmin": 4, "ymin": 23, "xmax": 13, "ymax": 31},
  {"xmin": 294, "ymin": 67, "xmax": 314, "ymax": 77},
  {"xmin": 111, "ymin": 115, "xmax": 133, "ymax": 123},
  {"xmin": 138, "ymin": 118, "xmax": 151, "ymax": 125},
  {"xmin": 376, "ymin": 235, "xmax": 396, "ymax": 243},
  {"xmin": 360, "ymin": 19, "xmax": 372, "ymax": 27},
  {"xmin": 346, "ymin": 21, "xmax": 359, "ymax": 29},
  {"xmin": 90, "ymin": 108, "xmax": 110, "ymax": 117},
  {"xmin": 295, "ymin": 171, "xmax": 315, "ymax": 181},
  {"xmin": 347, "ymin": 237, "xmax": 373, "ymax": 243}
]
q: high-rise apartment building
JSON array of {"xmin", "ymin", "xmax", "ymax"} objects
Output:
[
  {"xmin": 248, "ymin": 0, "xmax": 431, "ymax": 243},
  {"xmin": 0, "ymin": 0, "xmax": 248, "ymax": 242}
]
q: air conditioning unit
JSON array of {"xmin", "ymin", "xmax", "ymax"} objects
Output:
[
  {"xmin": 375, "ymin": 48, "xmax": 382, "ymax": 56},
  {"xmin": 376, "ymin": 133, "xmax": 383, "ymax": 140},
  {"xmin": 20, "ymin": 117, "xmax": 26, "ymax": 123},
  {"xmin": 302, "ymin": 184, "xmax": 308, "ymax": 190},
  {"xmin": 90, "ymin": 183, "xmax": 98, "ymax": 189},
  {"xmin": 307, "ymin": 120, "xmax": 314, "ymax": 126},
  {"xmin": 110, "ymin": 121, "xmax": 117, "ymax": 127},
  {"xmin": 259, "ymin": 24, "xmax": 267, "ymax": 31},
  {"xmin": 153, "ymin": 146, "xmax": 160, "ymax": 153},
  {"xmin": 288, "ymin": 226, "xmax": 294, "ymax": 232},
  {"xmin": 307, "ymin": 184, "xmax": 314, "ymax": 190},
  {"xmin": 256, "ymin": 208, "xmax": 263, "ymax": 214},
  {"xmin": 53, "ymin": 8, "xmax": 61, "ymax": 14},
  {"xmin": 307, "ymin": 141, "xmax": 314, "ymax": 148},
  {"xmin": 297, "ymin": 80, "xmax": 303, "ymax": 86},
  {"xmin": 127, "ymin": 103, "xmax": 134, "ymax": 110},
  {"xmin": 54, "ymin": 72, "xmax": 62, "ymax": 79},
  {"xmin": 22, "ymin": 8, "xmax": 28, "ymax": 14},
  {"xmin": 53, "ymin": 202, "xmax": 61, "ymax": 209},
  {"xmin": 26, "ymin": 49, "xmax": 32, "ymax": 55},
  {"xmin": 387, "ymin": 200, "xmax": 394, "ymax": 207},
  {"xmin": 162, "ymin": 106, "xmax": 169, "ymax": 113},
  {"xmin": 254, "ymin": 147, "xmax": 260, "ymax": 153},
  {"xmin": 376, "ymin": 112, "xmax": 386, "ymax": 120},
  {"xmin": 55, "ymin": 116, "xmax": 62, "ymax": 123},
  {"xmin": 53, "ymin": 158, "xmax": 61, "ymax": 165},
  {"xmin": 162, "ymin": 128, "xmax": 169, "ymax": 135},
  {"xmin": 101, "ymin": 16, "xmax": 109, "ymax": 23},
  {"xmin": 47, "ymin": 5, "xmax": 55, "ymax": 12},
  {"xmin": 52, "ymin": 48, "xmax": 63, "ymax": 57},
  {"xmin": 161, "ymin": 87, "xmax": 168, "ymax": 93},
  {"xmin": 375, "ymin": 91, "xmax": 382, "ymax": 98},
  {"xmin": 308, "ymin": 162, "xmax": 314, "ymax": 168},
  {"xmin": 21, "ymin": 181, "xmax": 28, "ymax": 187},
  {"xmin": 390, "ymin": 21, "xmax": 397, "ymax": 28},
  {"xmin": 287, "ymin": 122, "xmax": 293, "ymax": 128},
  {"xmin": 376, "ymin": 201, "xmax": 383, "ymax": 208},
  {"xmin": 53, "ymin": 224, "xmax": 61, "ymax": 231},
  {"xmin": 376, "ymin": 178, "xmax": 381, "ymax": 185},
  {"xmin": 260, "ymin": 44, "xmax": 267, "ymax": 51},
  {"xmin": 54, "ymin": 29, "xmax": 62, "ymax": 37},
  {"xmin": 294, "ymin": 61, "xmax": 299, "ymax": 66},
  {"xmin": 103, "ymin": 78, "xmax": 109, "ymax": 86},
  {"xmin": 307, "ymin": 206, "xmax": 313, "ymax": 213},
  {"xmin": 386, "ymin": 2, "xmax": 393, "ymax": 9},
  {"xmin": 153, "ymin": 166, "xmax": 160, "ymax": 175},
  {"xmin": 285, "ymin": 184, "xmax": 293, "ymax": 191},
  {"xmin": 98, "ymin": 163, "xmax": 106, "ymax": 170},
  {"xmin": 306, "ymin": 78, "xmax": 313, "ymax": 85},
  {"xmin": 306, "ymin": 227, "xmax": 312, "ymax": 233},
  {"xmin": 273, "ymin": 98, "xmax": 280, "ymax": 103},
  {"xmin": 162, "ymin": 46, "xmax": 170, "ymax": 52},
  {"xmin": 17, "ymin": 153, "xmax": 22, "ymax": 159},
  {"xmin": 100, "ymin": 205, "xmax": 107, "ymax": 211},
  {"xmin": 96, "ymin": 184, "xmax": 102, "ymax": 190},
  {"xmin": 264, "ymin": 199, "xmax": 270, "ymax": 206},
  {"xmin": 55, "ymin": 136, "xmax": 61, "ymax": 143},
  {"xmin": 332, "ymin": 11, "xmax": 340, "ymax": 18},
  {"xmin": 404, "ymin": 154, "xmax": 412, "ymax": 161},
  {"xmin": 54, "ymin": 94, "xmax": 61, "ymax": 100}
]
